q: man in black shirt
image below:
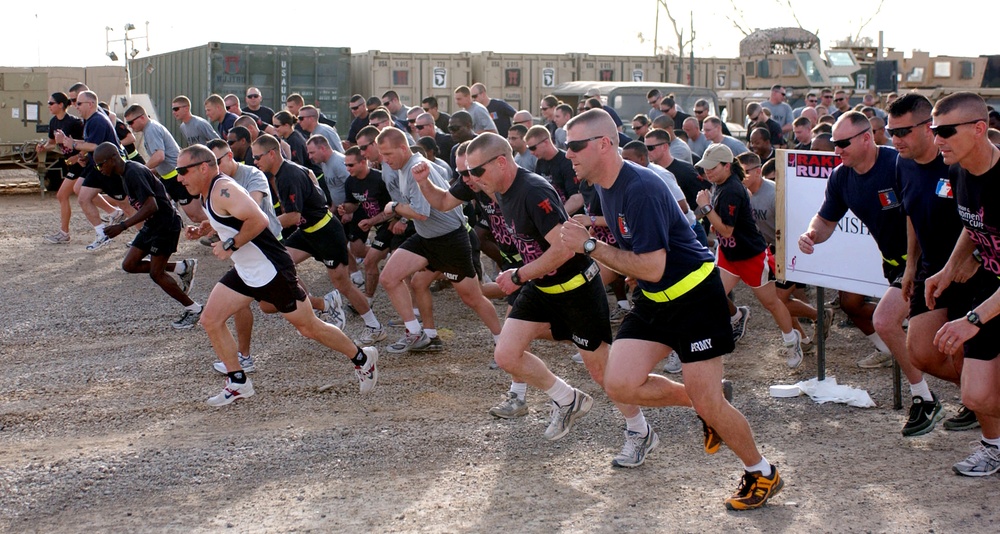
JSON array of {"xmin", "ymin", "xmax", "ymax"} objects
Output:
[
  {"xmin": 524, "ymin": 126, "xmax": 583, "ymax": 215},
  {"xmin": 341, "ymin": 146, "xmax": 392, "ymax": 302},
  {"xmin": 746, "ymin": 102, "xmax": 786, "ymax": 147},
  {"xmin": 242, "ymin": 87, "xmax": 275, "ymax": 127},
  {"xmin": 345, "ymin": 94, "xmax": 370, "ymax": 149}
]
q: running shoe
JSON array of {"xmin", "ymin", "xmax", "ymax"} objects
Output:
[
  {"xmin": 724, "ymin": 466, "xmax": 784, "ymax": 510},
  {"xmin": 354, "ymin": 325, "xmax": 388, "ymax": 346},
  {"xmin": 782, "ymin": 330, "xmax": 804, "ymax": 369},
  {"xmin": 108, "ymin": 208, "xmax": 126, "ymax": 226},
  {"xmin": 350, "ymin": 270, "xmax": 366, "ymax": 287},
  {"xmin": 44, "ymin": 230, "xmax": 70, "ymax": 244},
  {"xmin": 386, "ymin": 330, "xmax": 430, "ymax": 353},
  {"xmin": 172, "ymin": 308, "xmax": 201, "ymax": 330},
  {"xmin": 178, "ymin": 259, "xmax": 197, "ymax": 294},
  {"xmin": 544, "ymin": 389, "xmax": 593, "ymax": 441},
  {"xmin": 609, "ymin": 306, "xmax": 629, "ymax": 325},
  {"xmin": 213, "ymin": 352, "xmax": 256, "ymax": 374},
  {"xmin": 410, "ymin": 336, "xmax": 444, "ymax": 353},
  {"xmin": 206, "ymin": 378, "xmax": 255, "ymax": 406},
  {"xmin": 612, "ymin": 424, "xmax": 659, "ymax": 468},
  {"xmin": 489, "ymin": 391, "xmax": 528, "ymax": 419},
  {"xmin": 902, "ymin": 393, "xmax": 943, "ymax": 437},
  {"xmin": 86, "ymin": 234, "xmax": 112, "ymax": 251},
  {"xmin": 731, "ymin": 305, "xmax": 750, "ymax": 343},
  {"xmin": 355, "ymin": 346, "xmax": 379, "ymax": 394},
  {"xmin": 953, "ymin": 441, "xmax": 1000, "ymax": 477},
  {"xmin": 944, "ymin": 404, "xmax": 980, "ymax": 431},
  {"xmin": 319, "ymin": 290, "xmax": 346, "ymax": 330},
  {"xmin": 663, "ymin": 351, "xmax": 682, "ymax": 374},
  {"xmin": 570, "ymin": 352, "xmax": 584, "ymax": 364},
  {"xmin": 857, "ymin": 351, "xmax": 893, "ymax": 369}
]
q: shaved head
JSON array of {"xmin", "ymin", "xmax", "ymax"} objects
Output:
[{"xmin": 566, "ymin": 108, "xmax": 619, "ymax": 148}]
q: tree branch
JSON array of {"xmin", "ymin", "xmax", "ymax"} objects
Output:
[{"xmin": 853, "ymin": 0, "xmax": 886, "ymax": 42}]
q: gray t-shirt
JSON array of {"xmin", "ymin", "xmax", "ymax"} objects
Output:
[
  {"xmin": 141, "ymin": 119, "xmax": 180, "ymax": 176},
  {"xmin": 311, "ymin": 123, "xmax": 344, "ymax": 154},
  {"xmin": 669, "ymin": 138, "xmax": 693, "ymax": 164},
  {"xmin": 232, "ymin": 163, "xmax": 282, "ymax": 238},
  {"xmin": 514, "ymin": 150, "xmax": 537, "ymax": 172},
  {"xmin": 749, "ymin": 178, "xmax": 776, "ymax": 246},
  {"xmin": 179, "ymin": 115, "xmax": 219, "ymax": 147},
  {"xmin": 760, "ymin": 101, "xmax": 794, "ymax": 129},
  {"xmin": 553, "ymin": 127, "xmax": 567, "ymax": 150},
  {"xmin": 719, "ymin": 135, "xmax": 750, "ymax": 156},
  {"xmin": 382, "ymin": 164, "xmax": 402, "ymax": 203},
  {"xmin": 319, "ymin": 151, "xmax": 350, "ymax": 207},
  {"xmin": 398, "ymin": 153, "xmax": 465, "ymax": 238},
  {"xmin": 686, "ymin": 133, "xmax": 711, "ymax": 159},
  {"xmin": 467, "ymin": 102, "xmax": 498, "ymax": 133}
]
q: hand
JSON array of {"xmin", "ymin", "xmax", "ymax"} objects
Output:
[
  {"xmin": 933, "ymin": 318, "xmax": 979, "ymax": 357},
  {"xmin": 624, "ymin": 276, "xmax": 638, "ymax": 290},
  {"xmin": 953, "ymin": 252, "xmax": 981, "ymax": 283},
  {"xmin": 901, "ymin": 266, "xmax": 916, "ymax": 303},
  {"xmin": 53, "ymin": 130, "xmax": 65, "ymax": 144},
  {"xmin": 496, "ymin": 268, "xmax": 520, "ymax": 295},
  {"xmin": 104, "ymin": 222, "xmax": 124, "ymax": 239},
  {"xmin": 358, "ymin": 219, "xmax": 372, "ymax": 232},
  {"xmin": 212, "ymin": 240, "xmax": 233, "ymax": 261},
  {"xmin": 572, "ymin": 214, "xmax": 591, "ymax": 227},
  {"xmin": 559, "ymin": 218, "xmax": 591, "ymax": 253},
  {"xmin": 695, "ymin": 189, "xmax": 711, "ymax": 210},
  {"xmin": 798, "ymin": 230, "xmax": 817, "ymax": 254},
  {"xmin": 340, "ymin": 212, "xmax": 353, "ymax": 224},
  {"xmin": 383, "ymin": 202, "xmax": 396, "ymax": 216},
  {"xmin": 35, "ymin": 142, "xmax": 46, "ymax": 153},
  {"xmin": 924, "ymin": 269, "xmax": 952, "ymax": 311},
  {"xmin": 412, "ymin": 161, "xmax": 430, "ymax": 183},
  {"xmin": 391, "ymin": 220, "xmax": 407, "ymax": 234}
]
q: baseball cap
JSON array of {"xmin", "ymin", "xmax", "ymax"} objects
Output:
[
  {"xmin": 695, "ymin": 143, "xmax": 734, "ymax": 169},
  {"xmin": 583, "ymin": 88, "xmax": 600, "ymax": 97}
]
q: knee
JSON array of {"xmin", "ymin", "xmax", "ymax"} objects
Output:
[
  {"xmin": 199, "ymin": 309, "xmax": 226, "ymax": 331},
  {"xmin": 121, "ymin": 260, "xmax": 140, "ymax": 274},
  {"xmin": 379, "ymin": 270, "xmax": 399, "ymax": 289},
  {"xmin": 962, "ymin": 388, "xmax": 992, "ymax": 415},
  {"xmin": 871, "ymin": 309, "xmax": 899, "ymax": 335}
]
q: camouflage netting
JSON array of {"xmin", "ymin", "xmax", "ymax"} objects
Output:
[{"xmin": 739, "ymin": 27, "xmax": 820, "ymax": 57}]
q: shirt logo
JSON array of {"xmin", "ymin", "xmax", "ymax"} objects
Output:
[
  {"xmin": 537, "ymin": 199, "xmax": 554, "ymax": 214},
  {"xmin": 617, "ymin": 214, "xmax": 631, "ymax": 238},
  {"xmin": 877, "ymin": 189, "xmax": 899, "ymax": 210},
  {"xmin": 935, "ymin": 178, "xmax": 953, "ymax": 198}
]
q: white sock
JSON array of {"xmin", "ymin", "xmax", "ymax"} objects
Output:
[
  {"xmin": 745, "ymin": 457, "xmax": 772, "ymax": 476},
  {"xmin": 545, "ymin": 377, "xmax": 576, "ymax": 406},
  {"xmin": 617, "ymin": 299, "xmax": 631, "ymax": 311},
  {"xmin": 404, "ymin": 320, "xmax": 421, "ymax": 335},
  {"xmin": 95, "ymin": 224, "xmax": 106, "ymax": 237},
  {"xmin": 493, "ymin": 333, "xmax": 500, "ymax": 344},
  {"xmin": 424, "ymin": 328, "xmax": 438, "ymax": 339},
  {"xmin": 361, "ymin": 310, "xmax": 379, "ymax": 329},
  {"xmin": 868, "ymin": 333, "xmax": 891, "ymax": 353},
  {"xmin": 909, "ymin": 379, "xmax": 933, "ymax": 402},
  {"xmin": 730, "ymin": 308, "xmax": 743, "ymax": 325},
  {"xmin": 624, "ymin": 411, "xmax": 648, "ymax": 435},
  {"xmin": 509, "ymin": 382, "xmax": 527, "ymax": 400},
  {"xmin": 412, "ymin": 307, "xmax": 420, "ymax": 317},
  {"xmin": 185, "ymin": 302, "xmax": 202, "ymax": 313},
  {"xmin": 982, "ymin": 435, "xmax": 1000, "ymax": 448},
  {"xmin": 781, "ymin": 330, "xmax": 798, "ymax": 345}
]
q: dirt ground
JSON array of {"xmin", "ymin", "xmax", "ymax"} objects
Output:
[{"xmin": 0, "ymin": 192, "xmax": 996, "ymax": 533}]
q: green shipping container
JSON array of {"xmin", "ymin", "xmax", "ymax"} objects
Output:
[{"xmin": 132, "ymin": 42, "xmax": 350, "ymax": 142}]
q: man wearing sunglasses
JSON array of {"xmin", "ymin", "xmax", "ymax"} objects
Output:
[
  {"xmin": 760, "ymin": 84, "xmax": 794, "ymax": 136},
  {"xmin": 241, "ymin": 87, "xmax": 274, "ymax": 127},
  {"xmin": 745, "ymin": 102, "xmax": 785, "ymax": 148},
  {"xmin": 415, "ymin": 112, "xmax": 454, "ymax": 159},
  {"xmin": 298, "ymin": 105, "xmax": 344, "ymax": 154},
  {"xmin": 558, "ymin": 109, "xmax": 783, "ymax": 509},
  {"xmin": 124, "ymin": 105, "xmax": 206, "ymax": 226},
  {"xmin": 420, "ymin": 96, "xmax": 451, "ymax": 134},
  {"xmin": 831, "ymin": 90, "xmax": 852, "ymax": 119},
  {"xmin": 173, "ymin": 95, "xmax": 220, "ymax": 147},
  {"xmin": 923, "ymin": 91, "xmax": 1000, "ymax": 476},
  {"xmin": 344, "ymin": 94, "xmax": 370, "ymax": 150},
  {"xmin": 524, "ymin": 126, "xmax": 583, "ymax": 216},
  {"xmin": 799, "ymin": 112, "xmax": 936, "ymax": 433}
]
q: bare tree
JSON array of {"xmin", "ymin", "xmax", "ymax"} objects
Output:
[{"xmin": 656, "ymin": 0, "xmax": 694, "ymax": 83}]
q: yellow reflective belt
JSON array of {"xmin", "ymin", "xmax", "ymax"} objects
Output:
[
  {"xmin": 304, "ymin": 212, "xmax": 332, "ymax": 233},
  {"xmin": 641, "ymin": 261, "xmax": 715, "ymax": 303},
  {"xmin": 881, "ymin": 253, "xmax": 908, "ymax": 267},
  {"xmin": 536, "ymin": 274, "xmax": 586, "ymax": 295},
  {"xmin": 161, "ymin": 169, "xmax": 178, "ymax": 180},
  {"xmin": 127, "ymin": 150, "xmax": 139, "ymax": 159}
]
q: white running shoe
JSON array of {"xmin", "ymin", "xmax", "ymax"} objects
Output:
[
  {"xmin": 212, "ymin": 352, "xmax": 256, "ymax": 374},
  {"xmin": 206, "ymin": 378, "xmax": 255, "ymax": 406},
  {"xmin": 86, "ymin": 234, "xmax": 112, "ymax": 251},
  {"xmin": 319, "ymin": 290, "xmax": 346, "ymax": 330},
  {"xmin": 355, "ymin": 346, "xmax": 379, "ymax": 394}
]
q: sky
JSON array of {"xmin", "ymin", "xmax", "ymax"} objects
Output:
[{"xmin": 2, "ymin": 0, "xmax": 996, "ymax": 69}]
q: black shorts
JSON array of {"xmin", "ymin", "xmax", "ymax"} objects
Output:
[
  {"xmin": 388, "ymin": 220, "xmax": 417, "ymax": 251},
  {"xmin": 468, "ymin": 226, "xmax": 483, "ymax": 281},
  {"xmin": 398, "ymin": 226, "xmax": 477, "ymax": 282},
  {"xmin": 130, "ymin": 221, "xmax": 181, "ymax": 257},
  {"xmin": 283, "ymin": 216, "xmax": 350, "ymax": 269},
  {"xmin": 508, "ymin": 264, "xmax": 612, "ymax": 351},
  {"xmin": 160, "ymin": 176, "xmax": 196, "ymax": 205},
  {"xmin": 953, "ymin": 271, "xmax": 1000, "ymax": 361},
  {"xmin": 617, "ymin": 268, "xmax": 735, "ymax": 364},
  {"xmin": 81, "ymin": 168, "xmax": 126, "ymax": 200},
  {"xmin": 344, "ymin": 218, "xmax": 365, "ymax": 242},
  {"xmin": 369, "ymin": 223, "xmax": 394, "ymax": 251},
  {"xmin": 219, "ymin": 266, "xmax": 307, "ymax": 314},
  {"xmin": 883, "ymin": 261, "xmax": 905, "ymax": 289}
]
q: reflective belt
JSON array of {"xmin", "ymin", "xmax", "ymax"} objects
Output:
[
  {"xmin": 536, "ymin": 262, "xmax": 600, "ymax": 295},
  {"xmin": 127, "ymin": 149, "xmax": 140, "ymax": 160},
  {"xmin": 303, "ymin": 212, "xmax": 332, "ymax": 233},
  {"xmin": 641, "ymin": 261, "xmax": 715, "ymax": 303},
  {"xmin": 161, "ymin": 169, "xmax": 178, "ymax": 180},
  {"xmin": 881, "ymin": 253, "xmax": 907, "ymax": 267}
]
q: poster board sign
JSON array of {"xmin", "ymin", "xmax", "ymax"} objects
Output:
[{"xmin": 775, "ymin": 149, "xmax": 890, "ymax": 298}]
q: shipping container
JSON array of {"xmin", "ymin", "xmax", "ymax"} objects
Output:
[
  {"xmin": 574, "ymin": 54, "xmax": 669, "ymax": 84},
  {"xmin": 351, "ymin": 51, "xmax": 473, "ymax": 114},
  {"xmin": 0, "ymin": 70, "xmax": 51, "ymax": 143},
  {"xmin": 472, "ymin": 52, "xmax": 577, "ymax": 116},
  {"xmin": 132, "ymin": 42, "xmax": 350, "ymax": 141}
]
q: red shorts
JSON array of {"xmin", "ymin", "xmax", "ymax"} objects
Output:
[{"xmin": 718, "ymin": 249, "xmax": 771, "ymax": 288}]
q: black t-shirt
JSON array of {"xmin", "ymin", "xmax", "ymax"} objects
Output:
[
  {"xmin": 344, "ymin": 169, "xmax": 390, "ymax": 219},
  {"xmin": 450, "ymin": 178, "xmax": 520, "ymax": 259},
  {"xmin": 48, "ymin": 114, "xmax": 84, "ymax": 158},
  {"xmin": 534, "ymin": 150, "xmax": 579, "ymax": 211},
  {"xmin": 284, "ymin": 130, "xmax": 309, "ymax": 167},
  {"xmin": 347, "ymin": 116, "xmax": 369, "ymax": 144},
  {"xmin": 952, "ymin": 156, "xmax": 1000, "ymax": 276},
  {"xmin": 274, "ymin": 161, "xmax": 329, "ymax": 227},
  {"xmin": 434, "ymin": 112, "xmax": 451, "ymax": 134},
  {"xmin": 113, "ymin": 119, "xmax": 142, "ymax": 162},
  {"xmin": 818, "ymin": 146, "xmax": 907, "ymax": 262},
  {"xmin": 578, "ymin": 179, "xmax": 616, "ymax": 244},
  {"xmin": 497, "ymin": 168, "xmax": 591, "ymax": 285},
  {"xmin": 242, "ymin": 105, "xmax": 274, "ymax": 127},
  {"xmin": 896, "ymin": 153, "xmax": 961, "ymax": 278},
  {"xmin": 711, "ymin": 174, "xmax": 767, "ymax": 261},
  {"xmin": 120, "ymin": 161, "xmax": 180, "ymax": 231},
  {"xmin": 666, "ymin": 158, "xmax": 709, "ymax": 207},
  {"xmin": 487, "ymin": 99, "xmax": 517, "ymax": 138}
]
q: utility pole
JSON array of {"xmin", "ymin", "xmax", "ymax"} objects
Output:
[
  {"xmin": 689, "ymin": 11, "xmax": 695, "ymax": 86},
  {"xmin": 105, "ymin": 22, "xmax": 150, "ymax": 97}
]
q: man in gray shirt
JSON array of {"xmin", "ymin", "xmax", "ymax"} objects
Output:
[
  {"xmin": 172, "ymin": 95, "xmax": 220, "ymax": 147},
  {"xmin": 703, "ymin": 117, "xmax": 749, "ymax": 156},
  {"xmin": 298, "ymin": 105, "xmax": 344, "ymax": 153},
  {"xmin": 454, "ymin": 85, "xmax": 497, "ymax": 134},
  {"xmin": 305, "ymin": 135, "xmax": 350, "ymax": 208},
  {"xmin": 760, "ymin": 84, "xmax": 794, "ymax": 135},
  {"xmin": 508, "ymin": 124, "xmax": 537, "ymax": 172},
  {"xmin": 682, "ymin": 117, "xmax": 711, "ymax": 159}
]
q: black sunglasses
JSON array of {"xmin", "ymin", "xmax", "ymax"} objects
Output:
[
  {"xmin": 126, "ymin": 116, "xmax": 142, "ymax": 126},
  {"xmin": 447, "ymin": 125, "xmax": 461, "ymax": 132},
  {"xmin": 527, "ymin": 141, "xmax": 542, "ymax": 152},
  {"xmin": 381, "ymin": 101, "xmax": 391, "ymax": 107},
  {"xmin": 357, "ymin": 142, "xmax": 373, "ymax": 151},
  {"xmin": 471, "ymin": 93, "xmax": 481, "ymax": 99},
  {"xmin": 350, "ymin": 104, "xmax": 363, "ymax": 110},
  {"xmin": 251, "ymin": 149, "xmax": 275, "ymax": 162},
  {"xmin": 931, "ymin": 119, "xmax": 984, "ymax": 139},
  {"xmin": 175, "ymin": 159, "xmax": 211, "ymax": 176},
  {"xmin": 171, "ymin": 106, "xmax": 183, "ymax": 112},
  {"xmin": 645, "ymin": 143, "xmax": 666, "ymax": 151},
  {"xmin": 246, "ymin": 94, "xmax": 261, "ymax": 98},
  {"xmin": 832, "ymin": 127, "xmax": 871, "ymax": 149},
  {"xmin": 566, "ymin": 136, "xmax": 604, "ymax": 153},
  {"xmin": 467, "ymin": 154, "xmax": 502, "ymax": 177},
  {"xmin": 47, "ymin": 101, "xmax": 57, "ymax": 105},
  {"xmin": 415, "ymin": 123, "xmax": 431, "ymax": 129},
  {"xmin": 458, "ymin": 169, "xmax": 472, "ymax": 178},
  {"xmin": 94, "ymin": 157, "xmax": 118, "ymax": 171},
  {"xmin": 886, "ymin": 118, "xmax": 931, "ymax": 139},
  {"xmin": 407, "ymin": 119, "xmax": 417, "ymax": 124}
]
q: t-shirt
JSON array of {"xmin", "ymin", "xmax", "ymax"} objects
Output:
[
  {"xmin": 686, "ymin": 134, "xmax": 710, "ymax": 159},
  {"xmin": 896, "ymin": 153, "xmax": 961, "ymax": 278},
  {"xmin": 598, "ymin": 160, "xmax": 713, "ymax": 292},
  {"xmin": 578, "ymin": 179, "xmax": 616, "ymax": 245},
  {"xmin": 711, "ymin": 173, "xmax": 767, "ymax": 261},
  {"xmin": 82, "ymin": 112, "xmax": 122, "ymax": 172},
  {"xmin": 749, "ymin": 178, "xmax": 777, "ymax": 246},
  {"xmin": 534, "ymin": 149, "xmax": 579, "ymax": 211},
  {"xmin": 760, "ymin": 101, "xmax": 794, "ymax": 130},
  {"xmin": 497, "ymin": 168, "xmax": 591, "ymax": 285},
  {"xmin": 218, "ymin": 112, "xmax": 239, "ymax": 138},
  {"xmin": 273, "ymin": 160, "xmax": 329, "ymax": 227},
  {"xmin": 141, "ymin": 119, "xmax": 180, "ymax": 177},
  {"xmin": 242, "ymin": 105, "xmax": 274, "ymax": 127},
  {"xmin": 450, "ymin": 178, "xmax": 521, "ymax": 262},
  {"xmin": 347, "ymin": 116, "xmax": 369, "ymax": 144},
  {"xmin": 603, "ymin": 105, "xmax": 624, "ymax": 128},
  {"xmin": 670, "ymin": 138, "xmax": 693, "ymax": 164},
  {"xmin": 48, "ymin": 114, "xmax": 84, "ymax": 158},
  {"xmin": 648, "ymin": 162, "xmax": 695, "ymax": 226},
  {"xmin": 232, "ymin": 163, "xmax": 282, "ymax": 238},
  {"xmin": 666, "ymin": 157, "xmax": 710, "ymax": 208},
  {"xmin": 434, "ymin": 112, "xmax": 451, "ymax": 133},
  {"xmin": 311, "ymin": 123, "xmax": 344, "ymax": 154},
  {"xmin": 120, "ymin": 161, "xmax": 180, "ymax": 232},
  {"xmin": 284, "ymin": 130, "xmax": 309, "ymax": 167},
  {"xmin": 344, "ymin": 169, "xmax": 390, "ymax": 220},
  {"xmin": 467, "ymin": 101, "xmax": 498, "ymax": 133},
  {"xmin": 719, "ymin": 135, "xmax": 749, "ymax": 156},
  {"xmin": 179, "ymin": 116, "xmax": 220, "ymax": 147},
  {"xmin": 397, "ymin": 153, "xmax": 465, "ymax": 238},
  {"xmin": 514, "ymin": 150, "xmax": 537, "ymax": 173},
  {"xmin": 113, "ymin": 119, "xmax": 140, "ymax": 160},
  {"xmin": 818, "ymin": 146, "xmax": 907, "ymax": 263},
  {"xmin": 318, "ymin": 151, "xmax": 350, "ymax": 207},
  {"xmin": 486, "ymin": 99, "xmax": 517, "ymax": 138},
  {"xmin": 951, "ymin": 157, "xmax": 1000, "ymax": 277}
]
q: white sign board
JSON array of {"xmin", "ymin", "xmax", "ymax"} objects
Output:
[{"xmin": 776, "ymin": 149, "xmax": 890, "ymax": 298}]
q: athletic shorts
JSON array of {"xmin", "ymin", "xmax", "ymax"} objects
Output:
[
  {"xmin": 718, "ymin": 249, "xmax": 770, "ymax": 289},
  {"xmin": 160, "ymin": 176, "xmax": 196, "ymax": 205},
  {"xmin": 962, "ymin": 279, "xmax": 1000, "ymax": 362},
  {"xmin": 468, "ymin": 226, "xmax": 483, "ymax": 281},
  {"xmin": 219, "ymin": 266, "xmax": 307, "ymax": 314},
  {"xmin": 389, "ymin": 220, "xmax": 417, "ymax": 251},
  {"xmin": 130, "ymin": 221, "xmax": 181, "ymax": 257},
  {"xmin": 398, "ymin": 226, "xmax": 477, "ymax": 282},
  {"xmin": 81, "ymin": 167, "xmax": 126, "ymax": 200},
  {"xmin": 883, "ymin": 261, "xmax": 905, "ymax": 289},
  {"xmin": 508, "ymin": 263, "xmax": 612, "ymax": 351},
  {"xmin": 283, "ymin": 216, "xmax": 350, "ymax": 269},
  {"xmin": 616, "ymin": 268, "xmax": 735, "ymax": 364},
  {"xmin": 369, "ymin": 223, "xmax": 394, "ymax": 251},
  {"xmin": 343, "ymin": 218, "xmax": 364, "ymax": 242}
]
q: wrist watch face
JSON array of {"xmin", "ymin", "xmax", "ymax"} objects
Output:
[
  {"xmin": 583, "ymin": 238, "xmax": 596, "ymax": 253},
  {"xmin": 967, "ymin": 311, "xmax": 981, "ymax": 325}
]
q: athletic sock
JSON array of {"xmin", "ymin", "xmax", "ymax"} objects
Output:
[
  {"xmin": 227, "ymin": 370, "xmax": 246, "ymax": 384},
  {"xmin": 404, "ymin": 319, "xmax": 421, "ymax": 335},
  {"xmin": 624, "ymin": 411, "xmax": 648, "ymax": 436},
  {"xmin": 185, "ymin": 302, "xmax": 202, "ymax": 313},
  {"xmin": 350, "ymin": 347, "xmax": 368, "ymax": 366},
  {"xmin": 545, "ymin": 377, "xmax": 576, "ymax": 407},
  {"xmin": 909, "ymin": 379, "xmax": 933, "ymax": 402},
  {"xmin": 781, "ymin": 330, "xmax": 798, "ymax": 345},
  {"xmin": 492, "ymin": 333, "xmax": 500, "ymax": 344},
  {"xmin": 745, "ymin": 457, "xmax": 772, "ymax": 476},
  {"xmin": 868, "ymin": 333, "xmax": 891, "ymax": 353},
  {"xmin": 95, "ymin": 223, "xmax": 106, "ymax": 237},
  {"xmin": 412, "ymin": 307, "xmax": 420, "ymax": 317},
  {"xmin": 982, "ymin": 435, "xmax": 1000, "ymax": 448},
  {"xmin": 730, "ymin": 308, "xmax": 743, "ymax": 325},
  {"xmin": 510, "ymin": 382, "xmax": 527, "ymax": 400},
  {"xmin": 361, "ymin": 310, "xmax": 380, "ymax": 329},
  {"xmin": 424, "ymin": 328, "xmax": 438, "ymax": 339}
]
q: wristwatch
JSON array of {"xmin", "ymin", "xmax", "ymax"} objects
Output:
[
  {"xmin": 583, "ymin": 237, "xmax": 597, "ymax": 255},
  {"xmin": 966, "ymin": 310, "xmax": 983, "ymax": 327},
  {"xmin": 222, "ymin": 237, "xmax": 239, "ymax": 252},
  {"xmin": 510, "ymin": 268, "xmax": 524, "ymax": 286},
  {"xmin": 695, "ymin": 205, "xmax": 713, "ymax": 218}
]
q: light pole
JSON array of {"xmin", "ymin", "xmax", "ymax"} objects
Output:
[{"xmin": 105, "ymin": 22, "xmax": 150, "ymax": 97}]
